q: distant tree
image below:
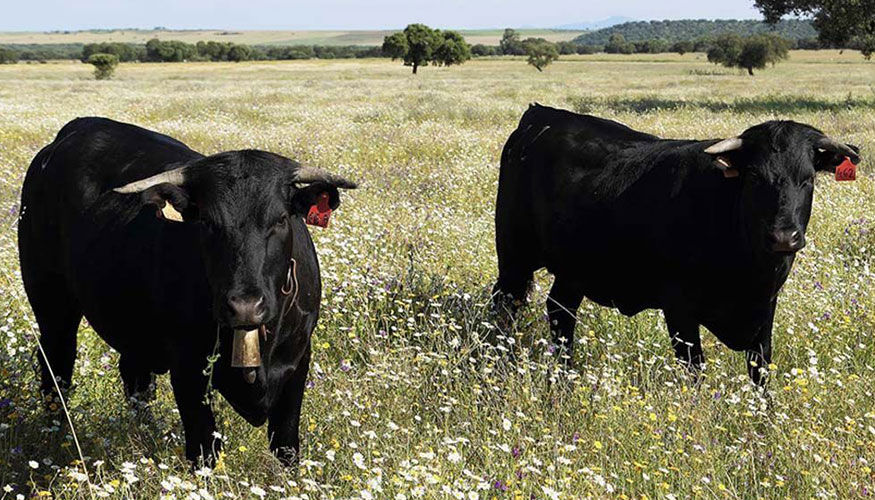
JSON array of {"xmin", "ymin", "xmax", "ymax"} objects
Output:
[
  {"xmin": 708, "ymin": 34, "xmax": 789, "ymax": 75},
  {"xmin": 523, "ymin": 38, "xmax": 559, "ymax": 71},
  {"xmin": 145, "ymin": 38, "xmax": 197, "ymax": 62},
  {"xmin": 0, "ymin": 47, "xmax": 18, "ymax": 64},
  {"xmin": 555, "ymin": 41, "xmax": 578, "ymax": 55},
  {"xmin": 499, "ymin": 28, "xmax": 526, "ymax": 55},
  {"xmin": 604, "ymin": 33, "xmax": 634, "ymax": 54},
  {"xmin": 471, "ymin": 44, "xmax": 499, "ymax": 56},
  {"xmin": 671, "ymin": 40, "xmax": 695, "ymax": 55},
  {"xmin": 382, "ymin": 32, "xmax": 408, "ymax": 59},
  {"xmin": 432, "ymin": 30, "xmax": 471, "ymax": 67},
  {"xmin": 227, "ymin": 44, "xmax": 252, "ymax": 62},
  {"xmin": 196, "ymin": 41, "xmax": 229, "ymax": 61},
  {"xmin": 382, "ymin": 24, "xmax": 441, "ymax": 74},
  {"xmin": 87, "ymin": 53, "xmax": 118, "ymax": 80},
  {"xmin": 756, "ymin": 0, "xmax": 875, "ymax": 58},
  {"xmin": 382, "ymin": 24, "xmax": 464, "ymax": 74},
  {"xmin": 707, "ymin": 33, "xmax": 744, "ymax": 67}
]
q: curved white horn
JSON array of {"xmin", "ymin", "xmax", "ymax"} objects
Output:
[
  {"xmin": 816, "ymin": 136, "xmax": 860, "ymax": 164},
  {"xmin": 292, "ymin": 166, "xmax": 357, "ymax": 189},
  {"xmin": 113, "ymin": 167, "xmax": 188, "ymax": 194},
  {"xmin": 704, "ymin": 137, "xmax": 743, "ymax": 155}
]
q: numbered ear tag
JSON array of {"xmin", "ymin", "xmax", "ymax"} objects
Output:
[
  {"xmin": 306, "ymin": 192, "xmax": 332, "ymax": 228},
  {"xmin": 161, "ymin": 203, "xmax": 184, "ymax": 222},
  {"xmin": 835, "ymin": 156, "xmax": 857, "ymax": 182}
]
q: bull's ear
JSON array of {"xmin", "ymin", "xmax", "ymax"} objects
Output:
[
  {"xmin": 704, "ymin": 137, "xmax": 743, "ymax": 177},
  {"xmin": 290, "ymin": 182, "xmax": 341, "ymax": 215},
  {"xmin": 140, "ymin": 183, "xmax": 192, "ymax": 221},
  {"xmin": 815, "ymin": 139, "xmax": 860, "ymax": 173},
  {"xmin": 113, "ymin": 166, "xmax": 192, "ymax": 221}
]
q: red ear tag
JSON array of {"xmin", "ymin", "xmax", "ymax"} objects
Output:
[
  {"xmin": 835, "ymin": 156, "xmax": 857, "ymax": 182},
  {"xmin": 306, "ymin": 192, "xmax": 332, "ymax": 228}
]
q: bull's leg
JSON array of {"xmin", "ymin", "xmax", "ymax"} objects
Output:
[
  {"xmin": 492, "ymin": 271, "xmax": 533, "ymax": 330},
  {"xmin": 663, "ymin": 310, "xmax": 705, "ymax": 378},
  {"xmin": 170, "ymin": 364, "xmax": 218, "ymax": 466},
  {"xmin": 547, "ymin": 277, "xmax": 584, "ymax": 364},
  {"xmin": 120, "ymin": 355, "xmax": 156, "ymax": 405},
  {"xmin": 24, "ymin": 274, "xmax": 82, "ymax": 404},
  {"xmin": 745, "ymin": 337, "xmax": 772, "ymax": 387},
  {"xmin": 746, "ymin": 299, "xmax": 776, "ymax": 386},
  {"xmin": 268, "ymin": 346, "xmax": 311, "ymax": 466}
]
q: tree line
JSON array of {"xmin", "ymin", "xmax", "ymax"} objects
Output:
[{"xmin": 0, "ymin": 39, "xmax": 385, "ymax": 64}]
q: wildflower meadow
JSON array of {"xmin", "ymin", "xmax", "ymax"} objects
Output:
[{"xmin": 1, "ymin": 52, "xmax": 875, "ymax": 499}]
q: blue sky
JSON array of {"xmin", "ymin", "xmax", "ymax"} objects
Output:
[{"xmin": 3, "ymin": 0, "xmax": 765, "ymax": 31}]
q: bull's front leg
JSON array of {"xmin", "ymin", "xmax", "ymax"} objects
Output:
[
  {"xmin": 663, "ymin": 309, "xmax": 705, "ymax": 378},
  {"xmin": 268, "ymin": 346, "xmax": 311, "ymax": 466},
  {"xmin": 170, "ymin": 361, "xmax": 219, "ymax": 466},
  {"xmin": 745, "ymin": 299, "xmax": 776, "ymax": 386}
]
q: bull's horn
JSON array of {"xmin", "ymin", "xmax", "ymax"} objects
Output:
[
  {"xmin": 704, "ymin": 137, "xmax": 743, "ymax": 155},
  {"xmin": 816, "ymin": 136, "xmax": 860, "ymax": 164},
  {"xmin": 292, "ymin": 166, "xmax": 357, "ymax": 189},
  {"xmin": 113, "ymin": 167, "xmax": 187, "ymax": 194}
]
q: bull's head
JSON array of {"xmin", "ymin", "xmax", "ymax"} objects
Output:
[
  {"xmin": 704, "ymin": 121, "xmax": 859, "ymax": 256},
  {"xmin": 114, "ymin": 150, "xmax": 356, "ymax": 330}
]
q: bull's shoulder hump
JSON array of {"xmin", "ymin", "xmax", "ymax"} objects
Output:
[
  {"xmin": 519, "ymin": 104, "xmax": 660, "ymax": 142},
  {"xmin": 57, "ymin": 117, "xmax": 200, "ymax": 157}
]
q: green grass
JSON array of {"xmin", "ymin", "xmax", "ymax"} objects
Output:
[{"xmin": 1, "ymin": 51, "xmax": 875, "ymax": 499}]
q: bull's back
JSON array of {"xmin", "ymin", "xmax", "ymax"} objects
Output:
[
  {"xmin": 496, "ymin": 105, "xmax": 724, "ymax": 313},
  {"xmin": 497, "ymin": 105, "xmax": 663, "ymax": 262},
  {"xmin": 19, "ymin": 118, "xmax": 202, "ymax": 273}
]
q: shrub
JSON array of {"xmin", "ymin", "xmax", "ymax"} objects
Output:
[{"xmin": 87, "ymin": 53, "xmax": 118, "ymax": 80}]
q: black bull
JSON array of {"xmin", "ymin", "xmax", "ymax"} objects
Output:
[
  {"xmin": 18, "ymin": 117, "xmax": 356, "ymax": 465},
  {"xmin": 494, "ymin": 104, "xmax": 861, "ymax": 384}
]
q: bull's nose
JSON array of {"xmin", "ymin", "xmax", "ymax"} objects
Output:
[
  {"xmin": 769, "ymin": 230, "xmax": 805, "ymax": 253},
  {"xmin": 227, "ymin": 294, "xmax": 266, "ymax": 326}
]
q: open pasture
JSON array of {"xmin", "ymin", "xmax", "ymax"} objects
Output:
[
  {"xmin": 1, "ymin": 51, "xmax": 875, "ymax": 498},
  {"xmin": 0, "ymin": 28, "xmax": 585, "ymax": 47}
]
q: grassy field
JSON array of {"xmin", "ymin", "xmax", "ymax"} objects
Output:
[
  {"xmin": 0, "ymin": 28, "xmax": 585, "ymax": 47},
  {"xmin": 1, "ymin": 50, "xmax": 875, "ymax": 499}
]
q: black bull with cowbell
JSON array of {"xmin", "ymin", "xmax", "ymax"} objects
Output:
[{"xmin": 18, "ymin": 117, "xmax": 356, "ymax": 465}]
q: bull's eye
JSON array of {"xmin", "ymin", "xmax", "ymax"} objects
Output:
[{"xmin": 270, "ymin": 215, "xmax": 289, "ymax": 235}]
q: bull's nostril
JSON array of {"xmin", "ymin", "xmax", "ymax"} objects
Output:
[
  {"xmin": 253, "ymin": 296, "xmax": 266, "ymax": 318},
  {"xmin": 790, "ymin": 231, "xmax": 800, "ymax": 244},
  {"xmin": 227, "ymin": 294, "xmax": 266, "ymax": 325}
]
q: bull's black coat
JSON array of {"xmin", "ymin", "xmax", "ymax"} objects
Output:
[
  {"xmin": 494, "ymin": 104, "xmax": 860, "ymax": 383},
  {"xmin": 18, "ymin": 117, "xmax": 354, "ymax": 464}
]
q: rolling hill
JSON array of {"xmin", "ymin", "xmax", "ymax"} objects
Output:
[{"xmin": 572, "ymin": 19, "xmax": 818, "ymax": 45}]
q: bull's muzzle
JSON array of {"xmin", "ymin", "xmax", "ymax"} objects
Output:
[
  {"xmin": 231, "ymin": 329, "xmax": 261, "ymax": 384},
  {"xmin": 769, "ymin": 229, "xmax": 805, "ymax": 254}
]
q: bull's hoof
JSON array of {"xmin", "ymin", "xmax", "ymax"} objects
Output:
[{"xmin": 272, "ymin": 446, "xmax": 300, "ymax": 467}]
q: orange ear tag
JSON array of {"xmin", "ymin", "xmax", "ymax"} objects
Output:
[
  {"xmin": 835, "ymin": 156, "xmax": 857, "ymax": 182},
  {"xmin": 306, "ymin": 192, "xmax": 332, "ymax": 227}
]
